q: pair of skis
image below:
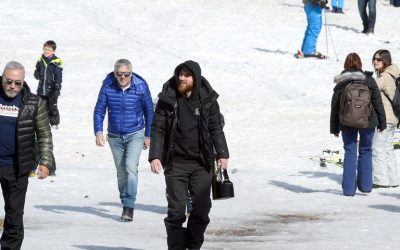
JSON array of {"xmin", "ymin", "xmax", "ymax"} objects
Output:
[
  {"xmin": 309, "ymin": 149, "xmax": 343, "ymax": 168},
  {"xmin": 294, "ymin": 50, "xmax": 328, "ymax": 59}
]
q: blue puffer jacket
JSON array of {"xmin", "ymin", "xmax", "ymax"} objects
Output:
[{"xmin": 93, "ymin": 72, "xmax": 154, "ymax": 137}]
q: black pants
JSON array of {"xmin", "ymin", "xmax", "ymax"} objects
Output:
[
  {"xmin": 40, "ymin": 95, "xmax": 60, "ymax": 126},
  {"xmin": 164, "ymin": 161, "xmax": 213, "ymax": 250},
  {"xmin": 0, "ymin": 166, "xmax": 29, "ymax": 250}
]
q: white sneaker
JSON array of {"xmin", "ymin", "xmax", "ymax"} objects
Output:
[{"xmin": 51, "ymin": 125, "xmax": 59, "ymax": 130}]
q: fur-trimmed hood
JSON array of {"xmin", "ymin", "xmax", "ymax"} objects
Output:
[{"xmin": 333, "ymin": 70, "xmax": 368, "ymax": 84}]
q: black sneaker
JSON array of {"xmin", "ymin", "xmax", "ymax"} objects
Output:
[
  {"xmin": 121, "ymin": 207, "xmax": 133, "ymax": 222},
  {"xmin": 372, "ymin": 184, "xmax": 389, "ymax": 188}
]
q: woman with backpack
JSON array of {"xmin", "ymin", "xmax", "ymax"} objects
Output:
[
  {"xmin": 330, "ymin": 52, "xmax": 386, "ymax": 196},
  {"xmin": 371, "ymin": 49, "xmax": 400, "ymax": 188}
]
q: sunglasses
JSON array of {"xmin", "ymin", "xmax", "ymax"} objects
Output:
[
  {"xmin": 4, "ymin": 79, "xmax": 23, "ymax": 86},
  {"xmin": 115, "ymin": 72, "xmax": 131, "ymax": 78},
  {"xmin": 373, "ymin": 57, "xmax": 382, "ymax": 62}
]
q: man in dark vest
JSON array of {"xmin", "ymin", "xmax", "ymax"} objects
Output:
[
  {"xmin": 149, "ymin": 60, "xmax": 229, "ymax": 250},
  {"xmin": 0, "ymin": 61, "xmax": 54, "ymax": 249}
]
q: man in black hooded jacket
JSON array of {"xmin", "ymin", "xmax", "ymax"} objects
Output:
[{"xmin": 149, "ymin": 60, "xmax": 229, "ymax": 250}]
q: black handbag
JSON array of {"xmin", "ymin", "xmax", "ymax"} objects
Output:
[{"xmin": 212, "ymin": 167, "xmax": 234, "ymax": 200}]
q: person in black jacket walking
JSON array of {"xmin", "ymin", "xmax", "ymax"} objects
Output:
[
  {"xmin": 0, "ymin": 61, "xmax": 53, "ymax": 249},
  {"xmin": 330, "ymin": 53, "xmax": 386, "ymax": 196},
  {"xmin": 149, "ymin": 60, "xmax": 229, "ymax": 250},
  {"xmin": 34, "ymin": 40, "xmax": 63, "ymax": 128},
  {"xmin": 34, "ymin": 40, "xmax": 63, "ymax": 176}
]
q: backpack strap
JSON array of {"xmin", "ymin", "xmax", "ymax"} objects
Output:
[
  {"xmin": 381, "ymin": 72, "xmax": 400, "ymax": 128},
  {"xmin": 381, "ymin": 72, "xmax": 397, "ymax": 105},
  {"xmin": 387, "ymin": 72, "xmax": 399, "ymax": 85}
]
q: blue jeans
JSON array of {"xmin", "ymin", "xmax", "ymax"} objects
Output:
[
  {"xmin": 301, "ymin": 3, "xmax": 322, "ymax": 55},
  {"xmin": 358, "ymin": 0, "xmax": 376, "ymax": 31},
  {"xmin": 107, "ymin": 130, "xmax": 144, "ymax": 208},
  {"xmin": 341, "ymin": 128, "xmax": 375, "ymax": 196},
  {"xmin": 332, "ymin": 0, "xmax": 344, "ymax": 8}
]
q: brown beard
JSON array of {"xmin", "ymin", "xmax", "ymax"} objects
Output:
[{"xmin": 178, "ymin": 82, "xmax": 193, "ymax": 95}]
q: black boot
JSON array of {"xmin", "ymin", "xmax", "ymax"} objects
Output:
[{"xmin": 121, "ymin": 207, "xmax": 134, "ymax": 221}]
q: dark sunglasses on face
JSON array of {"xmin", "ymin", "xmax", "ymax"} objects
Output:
[
  {"xmin": 5, "ymin": 79, "xmax": 23, "ymax": 86},
  {"xmin": 115, "ymin": 72, "xmax": 131, "ymax": 78},
  {"xmin": 373, "ymin": 57, "xmax": 382, "ymax": 62}
]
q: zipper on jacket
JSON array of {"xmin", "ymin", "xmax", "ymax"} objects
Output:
[
  {"xmin": 120, "ymin": 89, "xmax": 126, "ymax": 133},
  {"xmin": 40, "ymin": 58, "xmax": 49, "ymax": 96}
]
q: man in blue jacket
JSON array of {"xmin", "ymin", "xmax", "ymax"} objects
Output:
[{"xmin": 93, "ymin": 59, "xmax": 154, "ymax": 221}]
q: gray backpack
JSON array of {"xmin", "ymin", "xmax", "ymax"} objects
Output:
[{"xmin": 339, "ymin": 81, "xmax": 372, "ymax": 128}]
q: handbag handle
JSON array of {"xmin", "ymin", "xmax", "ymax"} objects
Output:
[
  {"xmin": 215, "ymin": 167, "xmax": 230, "ymax": 182},
  {"xmin": 222, "ymin": 169, "xmax": 230, "ymax": 181}
]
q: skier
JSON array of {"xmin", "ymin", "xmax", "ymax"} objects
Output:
[{"xmin": 296, "ymin": 0, "xmax": 328, "ymax": 59}]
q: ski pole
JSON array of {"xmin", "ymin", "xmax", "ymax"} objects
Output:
[
  {"xmin": 324, "ymin": 8, "xmax": 329, "ymax": 57},
  {"xmin": 324, "ymin": 10, "xmax": 339, "ymax": 61}
]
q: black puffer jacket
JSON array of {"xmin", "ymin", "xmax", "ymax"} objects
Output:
[
  {"xmin": 10, "ymin": 79, "xmax": 54, "ymax": 175},
  {"xmin": 302, "ymin": 0, "xmax": 327, "ymax": 7},
  {"xmin": 34, "ymin": 55, "xmax": 63, "ymax": 97},
  {"xmin": 149, "ymin": 61, "xmax": 229, "ymax": 170},
  {"xmin": 330, "ymin": 70, "xmax": 387, "ymax": 134}
]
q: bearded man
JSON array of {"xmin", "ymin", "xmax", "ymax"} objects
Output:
[{"xmin": 149, "ymin": 60, "xmax": 229, "ymax": 250}]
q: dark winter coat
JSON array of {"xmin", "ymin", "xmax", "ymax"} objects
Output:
[
  {"xmin": 93, "ymin": 72, "xmax": 154, "ymax": 137},
  {"xmin": 303, "ymin": 0, "xmax": 327, "ymax": 7},
  {"xmin": 0, "ymin": 77, "xmax": 54, "ymax": 176},
  {"xmin": 148, "ymin": 60, "xmax": 229, "ymax": 171},
  {"xmin": 34, "ymin": 55, "xmax": 63, "ymax": 97},
  {"xmin": 330, "ymin": 70, "xmax": 387, "ymax": 135}
]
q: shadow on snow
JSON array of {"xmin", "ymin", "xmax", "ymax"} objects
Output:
[
  {"xmin": 35, "ymin": 202, "xmax": 166, "ymax": 220},
  {"xmin": 254, "ymin": 47, "xmax": 293, "ymax": 56},
  {"xmin": 299, "ymin": 170, "xmax": 342, "ymax": 185},
  {"xmin": 99, "ymin": 202, "xmax": 167, "ymax": 215},
  {"xmin": 73, "ymin": 245, "xmax": 141, "ymax": 250},
  {"xmin": 269, "ymin": 180, "xmax": 341, "ymax": 195},
  {"xmin": 379, "ymin": 192, "xmax": 400, "ymax": 199},
  {"xmin": 369, "ymin": 204, "xmax": 400, "ymax": 213}
]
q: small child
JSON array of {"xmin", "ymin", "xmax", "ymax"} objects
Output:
[
  {"xmin": 34, "ymin": 40, "xmax": 63, "ymax": 176},
  {"xmin": 34, "ymin": 40, "xmax": 63, "ymax": 128}
]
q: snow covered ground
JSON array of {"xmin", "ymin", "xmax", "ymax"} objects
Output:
[{"xmin": 1, "ymin": 0, "xmax": 400, "ymax": 249}]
